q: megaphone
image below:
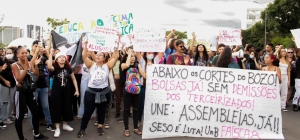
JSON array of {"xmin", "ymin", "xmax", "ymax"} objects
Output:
[{"xmin": 232, "ymin": 49, "xmax": 244, "ymax": 58}]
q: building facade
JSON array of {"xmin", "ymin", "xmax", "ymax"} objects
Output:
[
  {"xmin": 246, "ymin": 8, "xmax": 264, "ymax": 29},
  {"xmin": 0, "ymin": 26, "xmax": 22, "ymax": 44}
]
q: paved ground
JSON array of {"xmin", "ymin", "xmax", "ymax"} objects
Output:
[{"xmin": 0, "ymin": 103, "xmax": 299, "ymax": 140}]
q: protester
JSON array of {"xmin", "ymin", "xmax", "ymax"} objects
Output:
[
  {"xmin": 261, "ymin": 53, "xmax": 282, "ymax": 87},
  {"xmin": 77, "ymin": 40, "xmax": 118, "ymax": 138},
  {"xmin": 78, "ymin": 51, "xmax": 96, "ymax": 120},
  {"xmin": 165, "ymin": 29, "xmax": 178, "ymax": 62},
  {"xmin": 276, "ymin": 46, "xmax": 290, "ymax": 111},
  {"xmin": 0, "ymin": 48, "xmax": 17, "ymax": 125},
  {"xmin": 194, "ymin": 44, "xmax": 209, "ymax": 66},
  {"xmin": 120, "ymin": 48, "xmax": 146, "ymax": 137},
  {"xmin": 287, "ymin": 48, "xmax": 297, "ymax": 106},
  {"xmin": 136, "ymin": 51, "xmax": 164, "ymax": 126},
  {"xmin": 166, "ymin": 40, "xmax": 191, "ymax": 65},
  {"xmin": 212, "ymin": 43, "xmax": 225, "ymax": 67},
  {"xmin": 29, "ymin": 41, "xmax": 55, "ymax": 131},
  {"xmin": 261, "ymin": 43, "xmax": 274, "ymax": 67},
  {"xmin": 47, "ymin": 51, "xmax": 79, "ymax": 138},
  {"xmin": 216, "ymin": 46, "xmax": 240, "ymax": 69},
  {"xmin": 292, "ymin": 38, "xmax": 300, "ymax": 111},
  {"xmin": 112, "ymin": 50, "xmax": 122, "ymax": 119},
  {"xmin": 242, "ymin": 51, "xmax": 260, "ymax": 70},
  {"xmin": 11, "ymin": 46, "xmax": 49, "ymax": 140}
]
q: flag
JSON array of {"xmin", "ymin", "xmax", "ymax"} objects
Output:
[
  {"xmin": 51, "ymin": 30, "xmax": 71, "ymax": 49},
  {"xmin": 70, "ymin": 33, "xmax": 85, "ymax": 70}
]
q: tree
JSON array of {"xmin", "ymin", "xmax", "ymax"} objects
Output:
[
  {"xmin": 263, "ymin": 0, "xmax": 300, "ymax": 36},
  {"xmin": 46, "ymin": 17, "xmax": 70, "ymax": 30},
  {"xmin": 0, "ymin": 41, "xmax": 7, "ymax": 49},
  {"xmin": 166, "ymin": 30, "xmax": 187, "ymax": 39},
  {"xmin": 242, "ymin": 0, "xmax": 299, "ymax": 49}
]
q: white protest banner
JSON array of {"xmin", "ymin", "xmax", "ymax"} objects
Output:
[
  {"xmin": 291, "ymin": 29, "xmax": 300, "ymax": 48},
  {"xmin": 143, "ymin": 64, "xmax": 283, "ymax": 139},
  {"xmin": 218, "ymin": 29, "xmax": 242, "ymax": 46},
  {"xmin": 133, "ymin": 28, "xmax": 166, "ymax": 52},
  {"xmin": 86, "ymin": 33, "xmax": 115, "ymax": 52}
]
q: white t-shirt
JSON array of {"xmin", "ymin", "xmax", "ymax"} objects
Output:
[{"xmin": 88, "ymin": 63, "xmax": 109, "ymax": 89}]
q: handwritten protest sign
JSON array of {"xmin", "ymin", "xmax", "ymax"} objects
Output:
[
  {"xmin": 143, "ymin": 64, "xmax": 283, "ymax": 139},
  {"xmin": 218, "ymin": 29, "xmax": 242, "ymax": 46},
  {"xmin": 291, "ymin": 29, "xmax": 300, "ymax": 48},
  {"xmin": 57, "ymin": 18, "xmax": 106, "ymax": 43},
  {"xmin": 86, "ymin": 33, "xmax": 115, "ymax": 52},
  {"xmin": 109, "ymin": 13, "xmax": 134, "ymax": 36},
  {"xmin": 133, "ymin": 28, "xmax": 166, "ymax": 52}
]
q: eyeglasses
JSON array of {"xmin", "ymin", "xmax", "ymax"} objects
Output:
[{"xmin": 288, "ymin": 52, "xmax": 294, "ymax": 53}]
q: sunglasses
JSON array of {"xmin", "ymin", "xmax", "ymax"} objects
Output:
[{"xmin": 288, "ymin": 52, "xmax": 294, "ymax": 53}]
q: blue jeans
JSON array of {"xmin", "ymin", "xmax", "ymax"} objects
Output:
[{"xmin": 30, "ymin": 88, "xmax": 52, "ymax": 125}]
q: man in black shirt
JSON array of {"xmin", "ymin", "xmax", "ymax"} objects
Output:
[
  {"xmin": 292, "ymin": 39, "xmax": 300, "ymax": 111},
  {"xmin": 29, "ymin": 40, "xmax": 55, "ymax": 130}
]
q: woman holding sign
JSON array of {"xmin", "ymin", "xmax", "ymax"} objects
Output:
[
  {"xmin": 120, "ymin": 47, "xmax": 146, "ymax": 137},
  {"xmin": 135, "ymin": 51, "xmax": 164, "ymax": 127},
  {"xmin": 77, "ymin": 40, "xmax": 119, "ymax": 138}
]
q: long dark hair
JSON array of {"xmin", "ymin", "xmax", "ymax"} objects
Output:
[
  {"xmin": 53, "ymin": 58, "xmax": 72, "ymax": 72},
  {"xmin": 194, "ymin": 44, "xmax": 209, "ymax": 65},
  {"xmin": 216, "ymin": 46, "xmax": 232, "ymax": 68}
]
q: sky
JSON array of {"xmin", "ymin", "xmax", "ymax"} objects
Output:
[{"xmin": 0, "ymin": 0, "xmax": 272, "ymax": 39}]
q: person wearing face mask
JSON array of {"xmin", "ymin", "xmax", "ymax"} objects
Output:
[
  {"xmin": 136, "ymin": 51, "xmax": 164, "ymax": 127},
  {"xmin": 0, "ymin": 48, "xmax": 16, "ymax": 126},
  {"xmin": 242, "ymin": 52, "xmax": 260, "ymax": 70}
]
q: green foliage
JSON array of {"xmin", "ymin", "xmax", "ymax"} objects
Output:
[
  {"xmin": 166, "ymin": 30, "xmax": 187, "ymax": 39},
  {"xmin": 0, "ymin": 41, "xmax": 7, "ymax": 49},
  {"xmin": 271, "ymin": 35, "xmax": 294, "ymax": 48},
  {"xmin": 46, "ymin": 18, "xmax": 70, "ymax": 30},
  {"xmin": 242, "ymin": 0, "xmax": 299, "ymax": 49},
  {"xmin": 264, "ymin": 0, "xmax": 300, "ymax": 36}
]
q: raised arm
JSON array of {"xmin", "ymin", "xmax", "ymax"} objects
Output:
[
  {"xmin": 166, "ymin": 29, "xmax": 175, "ymax": 50},
  {"xmin": 138, "ymin": 64, "xmax": 146, "ymax": 79},
  {"xmin": 82, "ymin": 41, "xmax": 94, "ymax": 69},
  {"xmin": 107, "ymin": 47, "xmax": 119, "ymax": 70},
  {"xmin": 121, "ymin": 50, "xmax": 133, "ymax": 71}
]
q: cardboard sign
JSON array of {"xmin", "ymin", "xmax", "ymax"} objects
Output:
[
  {"xmin": 218, "ymin": 29, "xmax": 242, "ymax": 46},
  {"xmin": 133, "ymin": 28, "xmax": 166, "ymax": 52},
  {"xmin": 86, "ymin": 33, "xmax": 115, "ymax": 52},
  {"xmin": 143, "ymin": 64, "xmax": 283, "ymax": 139},
  {"xmin": 291, "ymin": 29, "xmax": 300, "ymax": 48}
]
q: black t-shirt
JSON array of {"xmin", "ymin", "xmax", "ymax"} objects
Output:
[
  {"xmin": 52, "ymin": 67, "xmax": 72, "ymax": 88},
  {"xmin": 295, "ymin": 57, "xmax": 300, "ymax": 79},
  {"xmin": 28, "ymin": 54, "xmax": 49, "ymax": 88},
  {"xmin": 0, "ymin": 60, "xmax": 16, "ymax": 87}
]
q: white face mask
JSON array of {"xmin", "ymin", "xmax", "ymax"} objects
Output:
[
  {"xmin": 5, "ymin": 54, "xmax": 13, "ymax": 60},
  {"xmin": 147, "ymin": 54, "xmax": 154, "ymax": 60}
]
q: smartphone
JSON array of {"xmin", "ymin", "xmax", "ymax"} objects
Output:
[{"xmin": 38, "ymin": 42, "xmax": 43, "ymax": 47}]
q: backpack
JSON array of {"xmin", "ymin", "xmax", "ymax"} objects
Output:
[
  {"xmin": 124, "ymin": 64, "xmax": 141, "ymax": 94},
  {"xmin": 16, "ymin": 63, "xmax": 38, "ymax": 92},
  {"xmin": 171, "ymin": 54, "xmax": 186, "ymax": 64}
]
